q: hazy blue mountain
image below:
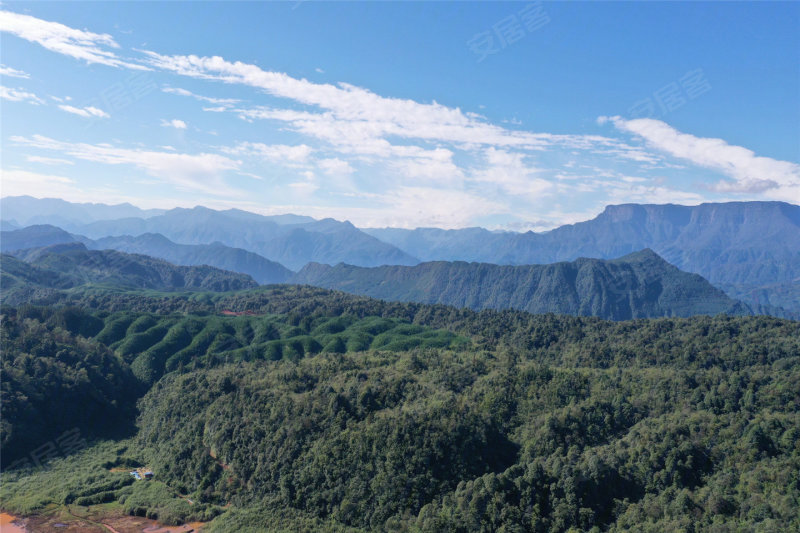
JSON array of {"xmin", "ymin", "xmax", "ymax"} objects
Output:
[
  {"xmin": 220, "ymin": 209, "xmax": 316, "ymax": 225},
  {"xmin": 1, "ymin": 225, "xmax": 293, "ymax": 284},
  {"xmin": 0, "ymin": 224, "xmax": 91, "ymax": 252},
  {"xmin": 74, "ymin": 206, "xmax": 419, "ymax": 270},
  {"xmin": 717, "ymin": 281, "xmax": 800, "ymax": 319},
  {"xmin": 365, "ymin": 202, "xmax": 800, "ymax": 313},
  {"xmin": 0, "ymin": 220, "xmax": 19, "ymax": 231},
  {"xmin": 7, "ymin": 198, "xmax": 796, "ymax": 313},
  {"xmin": 3, "ymin": 200, "xmax": 418, "ymax": 270},
  {"xmin": 292, "ymin": 249, "xmax": 751, "ymax": 320},
  {"xmin": 0, "ymin": 196, "xmax": 164, "ymax": 226},
  {"xmin": 3, "ymin": 242, "xmax": 258, "ymax": 298},
  {"xmin": 92, "ymin": 233, "xmax": 293, "ymax": 284}
]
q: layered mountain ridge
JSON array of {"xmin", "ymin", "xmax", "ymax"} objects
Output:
[
  {"xmin": 2, "ymin": 197, "xmax": 797, "ymax": 314},
  {"xmin": 292, "ymin": 249, "xmax": 750, "ymax": 320}
]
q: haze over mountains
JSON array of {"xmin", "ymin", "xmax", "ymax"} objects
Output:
[
  {"xmin": 0, "ymin": 225, "xmax": 292, "ymax": 284},
  {"xmin": 0, "ymin": 196, "xmax": 166, "ymax": 227},
  {"xmin": 1, "ymin": 196, "xmax": 798, "ymax": 316}
]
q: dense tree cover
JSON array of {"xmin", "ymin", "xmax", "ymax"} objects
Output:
[
  {"xmin": 91, "ymin": 233, "xmax": 294, "ymax": 284},
  {"xmin": 1, "ymin": 243, "xmax": 257, "ymax": 306},
  {"xmin": 0, "ymin": 303, "xmax": 465, "ymax": 466},
  {"xmin": 131, "ymin": 312, "xmax": 799, "ymax": 531},
  {"xmin": 0, "ymin": 224, "xmax": 294, "ymax": 284},
  {"xmin": 292, "ymin": 249, "xmax": 750, "ymax": 320},
  {"xmin": 1, "ymin": 285, "xmax": 798, "ymax": 531},
  {"xmin": 0, "ymin": 309, "xmax": 140, "ymax": 466}
]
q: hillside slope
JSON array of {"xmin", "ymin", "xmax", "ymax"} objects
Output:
[
  {"xmin": 2, "ymin": 243, "xmax": 258, "ymax": 300},
  {"xmin": 92, "ymin": 233, "xmax": 293, "ymax": 284},
  {"xmin": 1, "ymin": 225, "xmax": 293, "ymax": 284},
  {"xmin": 365, "ymin": 202, "xmax": 800, "ymax": 312},
  {"xmin": 293, "ymin": 249, "xmax": 750, "ymax": 320}
]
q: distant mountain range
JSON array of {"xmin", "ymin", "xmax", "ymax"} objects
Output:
[
  {"xmin": 93, "ymin": 234, "xmax": 292, "ymax": 284},
  {"xmin": 2, "ymin": 242, "xmax": 257, "ymax": 304},
  {"xmin": 0, "ymin": 195, "xmax": 165, "ymax": 227},
  {"xmin": 365, "ymin": 202, "xmax": 800, "ymax": 313},
  {"xmin": 293, "ymin": 249, "xmax": 750, "ymax": 320},
  {"xmin": 1, "ymin": 225, "xmax": 292, "ymax": 284},
  {"xmin": 0, "ymin": 202, "xmax": 418, "ymax": 270},
  {"xmin": 2, "ymin": 197, "xmax": 797, "ymax": 314}
]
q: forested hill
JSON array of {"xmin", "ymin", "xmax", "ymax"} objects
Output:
[
  {"xmin": 91, "ymin": 233, "xmax": 293, "ymax": 284},
  {"xmin": 1, "ymin": 225, "xmax": 293, "ymax": 284},
  {"xmin": 364, "ymin": 201, "xmax": 800, "ymax": 314},
  {"xmin": 1, "ymin": 243, "xmax": 257, "ymax": 299},
  {"xmin": 292, "ymin": 249, "xmax": 750, "ymax": 320},
  {"xmin": 1, "ymin": 285, "xmax": 798, "ymax": 532}
]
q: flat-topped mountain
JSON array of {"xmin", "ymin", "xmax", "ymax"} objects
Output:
[{"xmin": 364, "ymin": 202, "xmax": 800, "ymax": 313}]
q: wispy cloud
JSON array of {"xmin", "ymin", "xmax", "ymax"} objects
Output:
[
  {"xmin": 12, "ymin": 134, "xmax": 243, "ymax": 196},
  {"xmin": 161, "ymin": 118, "xmax": 187, "ymax": 129},
  {"xmin": 317, "ymin": 158, "xmax": 354, "ymax": 176},
  {"xmin": 25, "ymin": 155, "xmax": 75, "ymax": 166},
  {"xmin": 0, "ymin": 85, "xmax": 44, "ymax": 104},
  {"xmin": 473, "ymin": 147, "xmax": 552, "ymax": 200},
  {"xmin": 222, "ymin": 142, "xmax": 313, "ymax": 165},
  {"xmin": 0, "ymin": 168, "xmax": 78, "ymax": 199},
  {"xmin": 603, "ymin": 116, "xmax": 800, "ymax": 201},
  {"xmin": 0, "ymin": 10, "xmax": 148, "ymax": 70},
  {"xmin": 288, "ymin": 170, "xmax": 319, "ymax": 196},
  {"xmin": 0, "ymin": 64, "xmax": 29, "ymax": 78},
  {"xmin": 4, "ymin": 9, "xmax": 794, "ymax": 230},
  {"xmin": 162, "ymin": 86, "xmax": 239, "ymax": 107},
  {"xmin": 141, "ymin": 50, "xmax": 619, "ymax": 154},
  {"xmin": 58, "ymin": 104, "xmax": 110, "ymax": 118}
]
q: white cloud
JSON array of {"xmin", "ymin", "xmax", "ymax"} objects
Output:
[
  {"xmin": 342, "ymin": 187, "xmax": 506, "ymax": 229},
  {"xmin": 161, "ymin": 118, "xmax": 187, "ymax": 129},
  {"xmin": 1, "ymin": 85, "xmax": 44, "ymax": 104},
  {"xmin": 317, "ymin": 158, "xmax": 354, "ymax": 175},
  {"xmin": 25, "ymin": 155, "xmax": 75, "ymax": 165},
  {"xmin": 12, "ymin": 134, "xmax": 243, "ymax": 196},
  {"xmin": 257, "ymin": 186, "xmax": 504, "ymax": 229},
  {"xmin": 288, "ymin": 170, "xmax": 318, "ymax": 196},
  {"xmin": 0, "ymin": 170, "xmax": 220, "ymax": 208},
  {"xmin": 605, "ymin": 116, "xmax": 800, "ymax": 201},
  {"xmin": 0, "ymin": 168, "xmax": 77, "ymax": 198},
  {"xmin": 141, "ymin": 51, "xmax": 618, "ymax": 153},
  {"xmin": 223, "ymin": 142, "xmax": 313, "ymax": 165},
  {"xmin": 473, "ymin": 147, "xmax": 552, "ymax": 199},
  {"xmin": 606, "ymin": 182, "xmax": 706, "ymax": 205},
  {"xmin": 58, "ymin": 104, "xmax": 110, "ymax": 118},
  {"xmin": 0, "ymin": 10, "xmax": 148, "ymax": 69},
  {"xmin": 0, "ymin": 64, "xmax": 29, "ymax": 78},
  {"xmin": 376, "ymin": 186, "xmax": 505, "ymax": 228},
  {"xmin": 162, "ymin": 86, "xmax": 239, "ymax": 107}
]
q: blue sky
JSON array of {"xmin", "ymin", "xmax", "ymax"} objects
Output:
[{"xmin": 1, "ymin": 1, "xmax": 798, "ymax": 229}]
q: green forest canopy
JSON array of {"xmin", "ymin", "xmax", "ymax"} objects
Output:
[{"xmin": 1, "ymin": 284, "xmax": 798, "ymax": 532}]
